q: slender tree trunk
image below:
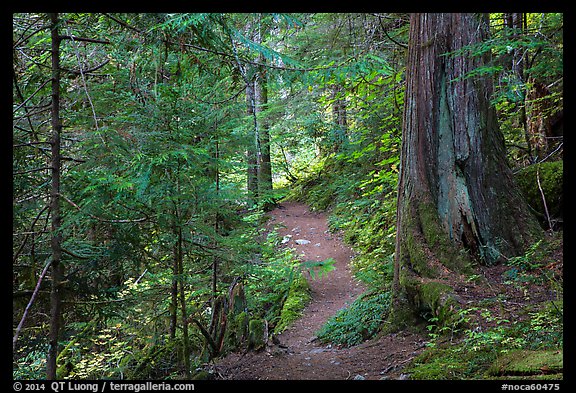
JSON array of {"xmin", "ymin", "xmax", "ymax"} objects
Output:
[
  {"xmin": 526, "ymin": 78, "xmax": 554, "ymax": 159},
  {"xmin": 212, "ymin": 138, "xmax": 220, "ymax": 305},
  {"xmin": 255, "ymin": 65, "xmax": 272, "ymax": 195},
  {"xmin": 176, "ymin": 228, "xmax": 191, "ymax": 378},
  {"xmin": 246, "ymin": 79, "xmax": 259, "ymax": 204},
  {"xmin": 331, "ymin": 84, "xmax": 348, "ymax": 152},
  {"xmin": 254, "ymin": 16, "xmax": 273, "ymax": 196},
  {"xmin": 390, "ymin": 13, "xmax": 541, "ymax": 329},
  {"xmin": 210, "ymin": 137, "xmax": 222, "ymax": 356},
  {"xmin": 169, "ymin": 248, "xmax": 178, "ymax": 339},
  {"xmin": 512, "ymin": 13, "xmax": 532, "ymax": 162},
  {"xmin": 169, "ymin": 163, "xmax": 182, "ymax": 340},
  {"xmin": 47, "ymin": 12, "xmax": 64, "ymax": 380},
  {"xmin": 505, "ymin": 13, "xmax": 533, "ymax": 162}
]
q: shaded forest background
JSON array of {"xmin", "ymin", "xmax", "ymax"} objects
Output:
[{"xmin": 13, "ymin": 13, "xmax": 563, "ymax": 380}]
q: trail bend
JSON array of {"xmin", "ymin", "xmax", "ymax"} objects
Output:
[{"xmin": 215, "ymin": 201, "xmax": 426, "ymax": 380}]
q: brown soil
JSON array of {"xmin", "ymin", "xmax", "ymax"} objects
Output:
[{"xmin": 213, "ymin": 201, "xmax": 427, "ymax": 380}]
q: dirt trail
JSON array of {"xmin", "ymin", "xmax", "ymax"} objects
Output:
[{"xmin": 214, "ymin": 202, "xmax": 427, "ymax": 380}]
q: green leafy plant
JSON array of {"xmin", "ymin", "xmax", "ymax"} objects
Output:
[
  {"xmin": 507, "ymin": 239, "xmax": 544, "ymax": 271},
  {"xmin": 13, "ymin": 345, "xmax": 48, "ymax": 380},
  {"xmin": 301, "ymin": 258, "xmax": 336, "ymax": 280},
  {"xmin": 316, "ymin": 291, "xmax": 391, "ymax": 347}
]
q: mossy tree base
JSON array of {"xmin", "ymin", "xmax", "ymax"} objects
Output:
[{"xmin": 389, "ymin": 198, "xmax": 472, "ymax": 332}]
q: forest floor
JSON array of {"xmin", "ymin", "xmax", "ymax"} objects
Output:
[
  {"xmin": 213, "ymin": 202, "xmax": 563, "ymax": 380},
  {"xmin": 213, "ymin": 201, "xmax": 428, "ymax": 380}
]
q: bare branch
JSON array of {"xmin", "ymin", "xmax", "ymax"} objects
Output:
[
  {"xmin": 13, "ymin": 166, "xmax": 52, "ymax": 176},
  {"xmin": 61, "ymin": 58, "xmax": 110, "ymax": 76},
  {"xmin": 536, "ymin": 166, "xmax": 554, "ymax": 232},
  {"xmin": 13, "ymin": 204, "xmax": 50, "ymax": 263},
  {"xmin": 59, "ymin": 35, "xmax": 110, "ymax": 45},
  {"xmin": 13, "ymin": 140, "xmax": 52, "ymax": 148},
  {"xmin": 372, "ymin": 13, "xmax": 408, "ymax": 49},
  {"xmin": 13, "ymin": 257, "xmax": 53, "ymax": 352},
  {"xmin": 13, "ymin": 79, "xmax": 52, "ymax": 114},
  {"xmin": 64, "ymin": 24, "xmax": 102, "ymax": 132},
  {"xmin": 103, "ymin": 13, "xmax": 140, "ymax": 32}
]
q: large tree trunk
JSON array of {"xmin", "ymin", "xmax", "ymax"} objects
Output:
[{"xmin": 390, "ymin": 13, "xmax": 541, "ymax": 329}]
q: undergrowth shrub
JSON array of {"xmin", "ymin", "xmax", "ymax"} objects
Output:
[
  {"xmin": 330, "ymin": 197, "xmax": 397, "ymax": 290},
  {"xmin": 13, "ymin": 345, "xmax": 47, "ymax": 380},
  {"xmin": 243, "ymin": 229, "xmax": 307, "ymax": 329},
  {"xmin": 411, "ymin": 299, "xmax": 563, "ymax": 379}
]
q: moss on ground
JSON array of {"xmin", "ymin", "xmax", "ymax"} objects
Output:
[
  {"xmin": 488, "ymin": 350, "xmax": 563, "ymax": 377},
  {"xmin": 405, "ymin": 297, "xmax": 563, "ymax": 380},
  {"xmin": 406, "ymin": 345, "xmax": 563, "ymax": 380},
  {"xmin": 407, "ymin": 345, "xmax": 495, "ymax": 380},
  {"xmin": 273, "ymin": 271, "xmax": 311, "ymax": 334}
]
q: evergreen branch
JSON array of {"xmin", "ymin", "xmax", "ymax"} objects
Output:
[
  {"xmin": 103, "ymin": 12, "xmax": 349, "ymax": 73},
  {"xmin": 61, "ymin": 247, "xmax": 92, "ymax": 260},
  {"xmin": 59, "ymin": 193, "xmax": 149, "ymax": 223}
]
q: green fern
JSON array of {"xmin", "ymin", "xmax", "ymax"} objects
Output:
[
  {"xmin": 301, "ymin": 258, "xmax": 336, "ymax": 280},
  {"xmin": 316, "ymin": 291, "xmax": 391, "ymax": 347}
]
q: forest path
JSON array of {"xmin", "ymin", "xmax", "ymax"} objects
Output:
[{"xmin": 214, "ymin": 201, "xmax": 427, "ymax": 380}]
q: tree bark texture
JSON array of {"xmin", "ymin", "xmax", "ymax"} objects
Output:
[{"xmin": 391, "ymin": 13, "xmax": 541, "ymax": 327}]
